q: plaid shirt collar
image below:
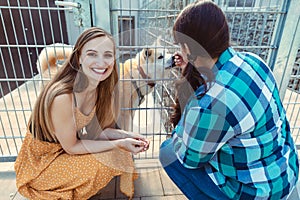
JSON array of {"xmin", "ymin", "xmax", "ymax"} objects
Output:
[
  {"xmin": 215, "ymin": 47, "xmax": 236, "ymax": 70},
  {"xmin": 194, "ymin": 47, "xmax": 236, "ymax": 98}
]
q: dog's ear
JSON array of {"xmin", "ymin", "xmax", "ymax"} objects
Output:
[
  {"xmin": 151, "ymin": 36, "xmax": 162, "ymax": 47},
  {"xmin": 143, "ymin": 48, "xmax": 153, "ymax": 58},
  {"xmin": 155, "ymin": 36, "xmax": 162, "ymax": 46}
]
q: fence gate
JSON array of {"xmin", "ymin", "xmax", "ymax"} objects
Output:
[
  {"xmin": 1, "ymin": 0, "xmax": 300, "ymax": 162},
  {"xmin": 0, "ymin": 0, "xmax": 90, "ymax": 162}
]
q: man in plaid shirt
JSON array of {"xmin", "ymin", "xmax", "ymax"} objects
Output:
[{"xmin": 159, "ymin": 1, "xmax": 299, "ymax": 199}]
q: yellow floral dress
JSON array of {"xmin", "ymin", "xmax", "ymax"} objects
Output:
[{"xmin": 14, "ymin": 105, "xmax": 137, "ymax": 200}]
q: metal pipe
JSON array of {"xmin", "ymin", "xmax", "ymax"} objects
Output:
[{"xmin": 54, "ymin": 1, "xmax": 80, "ymax": 8}]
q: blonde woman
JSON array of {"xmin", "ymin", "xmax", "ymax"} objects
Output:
[{"xmin": 15, "ymin": 27, "xmax": 149, "ymax": 199}]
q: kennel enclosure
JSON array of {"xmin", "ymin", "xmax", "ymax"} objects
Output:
[{"xmin": 0, "ymin": 0, "xmax": 300, "ymax": 162}]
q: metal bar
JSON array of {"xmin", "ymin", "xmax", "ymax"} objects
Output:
[
  {"xmin": 0, "ymin": 109, "xmax": 32, "ymax": 112},
  {"xmin": 257, "ymin": 13, "xmax": 269, "ymax": 48},
  {"xmin": 111, "ymin": 8, "xmax": 285, "ymax": 14},
  {"xmin": 120, "ymin": 107, "xmax": 173, "ymax": 111},
  {"xmin": 0, "ymin": 6, "xmax": 71, "ymax": 11},
  {"xmin": 0, "ymin": 96, "xmax": 16, "ymax": 155},
  {"xmin": 0, "ymin": 44, "xmax": 68, "ymax": 48},
  {"xmin": 238, "ymin": 7, "xmax": 248, "ymax": 47},
  {"xmin": 46, "ymin": 1, "xmax": 56, "ymax": 44},
  {"xmin": 243, "ymin": 9, "xmax": 254, "ymax": 46},
  {"xmin": 56, "ymin": 2, "xmax": 66, "ymax": 45},
  {"xmin": 294, "ymin": 128, "xmax": 300, "ymax": 145},
  {"xmin": 15, "ymin": 0, "xmax": 36, "ymax": 133},
  {"xmin": 35, "ymin": 0, "xmax": 50, "ymax": 91},
  {"xmin": 290, "ymin": 75, "xmax": 300, "ymax": 81},
  {"xmin": 54, "ymin": 1, "xmax": 80, "ymax": 8},
  {"xmin": 250, "ymin": 10, "xmax": 261, "ymax": 47},
  {"xmin": 3, "ymin": 1, "xmax": 24, "ymax": 153},
  {"xmin": 36, "ymin": 1, "xmax": 48, "ymax": 47},
  {"xmin": 0, "ymin": 78, "xmax": 47, "ymax": 81},
  {"xmin": 0, "ymin": 143, "xmax": 4, "ymax": 155},
  {"xmin": 119, "ymin": 43, "xmax": 276, "ymax": 50},
  {"xmin": 227, "ymin": 2, "xmax": 238, "ymax": 45},
  {"xmin": 26, "ymin": 0, "xmax": 44, "ymax": 97},
  {"xmin": 40, "ymin": 3, "xmax": 61, "ymax": 89},
  {"xmin": 272, "ymin": 0, "xmax": 300, "ymax": 99},
  {"xmin": 283, "ymin": 102, "xmax": 300, "ymax": 105},
  {"xmin": 0, "ymin": 113, "xmax": 12, "ymax": 155},
  {"xmin": 117, "ymin": 45, "xmax": 179, "ymax": 49},
  {"xmin": 0, "ymin": 136, "xmax": 23, "ymax": 139},
  {"xmin": 111, "ymin": 8, "xmax": 179, "ymax": 12},
  {"xmin": 0, "ymin": 156, "xmax": 17, "ymax": 162},
  {"xmin": 284, "ymin": 89, "xmax": 300, "ymax": 142}
]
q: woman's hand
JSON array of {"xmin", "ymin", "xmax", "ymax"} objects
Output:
[
  {"xmin": 124, "ymin": 132, "xmax": 150, "ymax": 151},
  {"xmin": 117, "ymin": 138, "xmax": 149, "ymax": 154},
  {"xmin": 101, "ymin": 128, "xmax": 150, "ymax": 152}
]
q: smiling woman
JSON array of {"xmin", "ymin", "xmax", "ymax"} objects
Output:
[
  {"xmin": 14, "ymin": 27, "xmax": 150, "ymax": 199},
  {"xmin": 80, "ymin": 37, "xmax": 115, "ymax": 84}
]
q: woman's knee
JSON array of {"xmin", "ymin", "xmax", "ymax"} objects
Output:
[
  {"xmin": 159, "ymin": 138, "xmax": 177, "ymax": 167},
  {"xmin": 160, "ymin": 138, "xmax": 172, "ymax": 149},
  {"xmin": 159, "ymin": 139, "xmax": 172, "ymax": 159}
]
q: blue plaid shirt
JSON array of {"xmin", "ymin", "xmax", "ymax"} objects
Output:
[{"xmin": 172, "ymin": 47, "xmax": 299, "ymax": 199}]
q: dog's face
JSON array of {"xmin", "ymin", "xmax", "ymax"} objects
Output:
[{"xmin": 136, "ymin": 46, "xmax": 173, "ymax": 80}]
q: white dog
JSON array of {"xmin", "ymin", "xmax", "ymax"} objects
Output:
[{"xmin": 118, "ymin": 40, "xmax": 174, "ymax": 130}]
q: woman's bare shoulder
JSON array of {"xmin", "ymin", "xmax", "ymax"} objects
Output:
[{"xmin": 51, "ymin": 93, "xmax": 73, "ymax": 114}]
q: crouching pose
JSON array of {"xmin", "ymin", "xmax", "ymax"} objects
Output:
[
  {"xmin": 159, "ymin": 1, "xmax": 299, "ymax": 199},
  {"xmin": 15, "ymin": 27, "xmax": 149, "ymax": 200}
]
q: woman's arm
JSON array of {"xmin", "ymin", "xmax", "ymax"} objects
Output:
[
  {"xmin": 98, "ymin": 128, "xmax": 150, "ymax": 151},
  {"xmin": 51, "ymin": 94, "xmax": 147, "ymax": 155},
  {"xmin": 98, "ymin": 127, "xmax": 144, "ymax": 140},
  {"xmin": 64, "ymin": 137, "xmax": 147, "ymax": 155},
  {"xmin": 172, "ymin": 106, "xmax": 235, "ymax": 169}
]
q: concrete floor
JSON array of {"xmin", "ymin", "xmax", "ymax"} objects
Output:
[{"xmin": 1, "ymin": 160, "xmax": 188, "ymax": 200}]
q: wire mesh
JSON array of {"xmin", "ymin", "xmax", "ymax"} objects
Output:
[
  {"xmin": 0, "ymin": 0, "xmax": 70, "ymax": 161},
  {"xmin": 110, "ymin": 0, "xmax": 299, "ymax": 160}
]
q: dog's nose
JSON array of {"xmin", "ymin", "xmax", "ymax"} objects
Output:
[{"xmin": 164, "ymin": 56, "xmax": 176, "ymax": 69}]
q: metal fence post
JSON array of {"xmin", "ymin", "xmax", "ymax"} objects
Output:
[
  {"xmin": 92, "ymin": 0, "xmax": 111, "ymax": 33},
  {"xmin": 271, "ymin": 0, "xmax": 300, "ymax": 100}
]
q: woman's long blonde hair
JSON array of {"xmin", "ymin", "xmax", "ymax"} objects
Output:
[{"xmin": 30, "ymin": 27, "xmax": 119, "ymax": 142}]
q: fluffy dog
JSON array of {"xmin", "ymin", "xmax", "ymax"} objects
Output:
[
  {"xmin": 37, "ymin": 41, "xmax": 173, "ymax": 131},
  {"xmin": 36, "ymin": 43, "xmax": 72, "ymax": 90},
  {"xmin": 118, "ymin": 43, "xmax": 173, "ymax": 130}
]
